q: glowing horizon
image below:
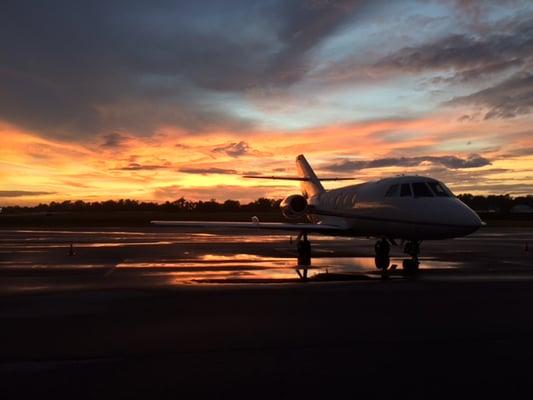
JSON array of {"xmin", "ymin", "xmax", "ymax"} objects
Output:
[{"xmin": 1, "ymin": 1, "xmax": 532, "ymax": 205}]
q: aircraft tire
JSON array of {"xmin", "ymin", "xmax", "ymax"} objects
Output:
[
  {"xmin": 374, "ymin": 255, "xmax": 390, "ymax": 270},
  {"xmin": 374, "ymin": 239, "xmax": 391, "ymax": 270},
  {"xmin": 402, "ymin": 259, "xmax": 419, "ymax": 274}
]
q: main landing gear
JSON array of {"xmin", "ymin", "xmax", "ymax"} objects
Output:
[
  {"xmin": 374, "ymin": 239, "xmax": 391, "ymax": 271},
  {"xmin": 296, "ymin": 232, "xmax": 311, "ymax": 280},
  {"xmin": 295, "ymin": 235, "xmax": 421, "ymax": 280},
  {"xmin": 374, "ymin": 239, "xmax": 421, "ymax": 275}
]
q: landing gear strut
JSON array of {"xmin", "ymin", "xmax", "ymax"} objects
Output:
[
  {"xmin": 374, "ymin": 239, "xmax": 390, "ymax": 271},
  {"xmin": 296, "ymin": 232, "xmax": 311, "ymax": 280},
  {"xmin": 402, "ymin": 241, "xmax": 420, "ymax": 274}
]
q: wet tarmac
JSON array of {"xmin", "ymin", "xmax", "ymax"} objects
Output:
[
  {"xmin": 1, "ymin": 227, "xmax": 533, "ymax": 399},
  {"xmin": 0, "ymin": 227, "xmax": 532, "ymax": 294}
]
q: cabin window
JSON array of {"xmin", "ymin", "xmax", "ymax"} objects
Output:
[
  {"xmin": 385, "ymin": 184, "xmax": 399, "ymax": 197},
  {"xmin": 344, "ymin": 193, "xmax": 352, "ymax": 208},
  {"xmin": 338, "ymin": 193, "xmax": 348, "ymax": 208},
  {"xmin": 427, "ymin": 181, "xmax": 449, "ymax": 197},
  {"xmin": 400, "ymin": 183, "xmax": 412, "ymax": 197},
  {"xmin": 412, "ymin": 182, "xmax": 434, "ymax": 197}
]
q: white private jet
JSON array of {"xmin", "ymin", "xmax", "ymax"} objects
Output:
[{"xmin": 152, "ymin": 155, "xmax": 483, "ymax": 278}]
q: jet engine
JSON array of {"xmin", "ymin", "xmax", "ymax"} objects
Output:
[{"xmin": 280, "ymin": 194, "xmax": 308, "ymax": 219}]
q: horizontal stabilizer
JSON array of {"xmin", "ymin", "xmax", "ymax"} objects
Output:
[{"xmin": 243, "ymin": 175, "xmax": 355, "ymax": 181}]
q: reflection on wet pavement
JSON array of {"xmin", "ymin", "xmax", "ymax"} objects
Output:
[
  {"xmin": 0, "ymin": 227, "xmax": 532, "ymax": 293},
  {"xmin": 116, "ymin": 255, "xmax": 461, "ymax": 283}
]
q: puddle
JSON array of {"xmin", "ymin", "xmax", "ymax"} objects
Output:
[{"xmin": 116, "ymin": 255, "xmax": 461, "ymax": 283}]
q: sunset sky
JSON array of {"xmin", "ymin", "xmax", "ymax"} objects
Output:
[{"xmin": 1, "ymin": 0, "xmax": 532, "ymax": 205}]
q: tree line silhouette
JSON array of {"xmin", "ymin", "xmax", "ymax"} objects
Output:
[
  {"xmin": 2, "ymin": 197, "xmax": 282, "ymax": 213},
  {"xmin": 457, "ymin": 194, "xmax": 532, "ymax": 213},
  {"xmin": 2, "ymin": 194, "xmax": 532, "ymax": 214}
]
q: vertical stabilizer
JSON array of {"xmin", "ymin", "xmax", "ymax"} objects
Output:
[{"xmin": 295, "ymin": 154, "xmax": 324, "ymax": 197}]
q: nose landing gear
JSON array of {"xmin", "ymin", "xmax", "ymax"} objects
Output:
[
  {"xmin": 403, "ymin": 241, "xmax": 420, "ymax": 274},
  {"xmin": 375, "ymin": 239, "xmax": 421, "ymax": 276}
]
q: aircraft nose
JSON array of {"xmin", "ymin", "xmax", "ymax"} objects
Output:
[
  {"xmin": 467, "ymin": 208, "xmax": 482, "ymax": 228},
  {"xmin": 460, "ymin": 202, "xmax": 483, "ymax": 234}
]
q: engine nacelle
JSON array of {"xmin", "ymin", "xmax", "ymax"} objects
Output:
[{"xmin": 280, "ymin": 194, "xmax": 308, "ymax": 219}]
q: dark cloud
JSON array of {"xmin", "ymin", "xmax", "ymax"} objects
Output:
[
  {"xmin": 314, "ymin": 11, "xmax": 533, "ymax": 87},
  {"xmin": 0, "ymin": 0, "xmax": 367, "ymax": 140},
  {"xmin": 61, "ymin": 180, "xmax": 93, "ymax": 189},
  {"xmin": 212, "ymin": 141, "xmax": 253, "ymax": 158},
  {"xmin": 179, "ymin": 167, "xmax": 238, "ymax": 175},
  {"xmin": 501, "ymin": 146, "xmax": 533, "ymax": 157},
  {"xmin": 414, "ymin": 166, "xmax": 510, "ymax": 183},
  {"xmin": 101, "ymin": 132, "xmax": 131, "ymax": 149},
  {"xmin": 263, "ymin": 0, "xmax": 368, "ymax": 85},
  {"xmin": 324, "ymin": 154, "xmax": 491, "ymax": 171},
  {"xmin": 0, "ymin": 1, "xmax": 260, "ymax": 138},
  {"xmin": 446, "ymin": 72, "xmax": 533, "ymax": 119},
  {"xmin": 376, "ymin": 16, "xmax": 533, "ymax": 82},
  {"xmin": 447, "ymin": 0, "xmax": 529, "ymax": 32},
  {"xmin": 115, "ymin": 163, "xmax": 171, "ymax": 171},
  {"xmin": 458, "ymin": 114, "xmax": 475, "ymax": 122},
  {"xmin": 211, "ymin": 140, "xmax": 272, "ymax": 158},
  {"xmin": 0, "ymin": 191, "xmax": 56, "ymax": 197}
]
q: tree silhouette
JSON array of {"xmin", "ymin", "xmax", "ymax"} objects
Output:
[{"xmin": 1, "ymin": 195, "xmax": 531, "ymax": 214}]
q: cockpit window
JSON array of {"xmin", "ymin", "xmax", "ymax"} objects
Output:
[
  {"xmin": 427, "ymin": 181, "xmax": 449, "ymax": 197},
  {"xmin": 400, "ymin": 183, "xmax": 412, "ymax": 197},
  {"xmin": 385, "ymin": 184, "xmax": 399, "ymax": 197},
  {"xmin": 412, "ymin": 182, "xmax": 434, "ymax": 197},
  {"xmin": 442, "ymin": 183, "xmax": 455, "ymax": 197}
]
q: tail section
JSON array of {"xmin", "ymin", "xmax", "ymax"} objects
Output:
[
  {"xmin": 242, "ymin": 155, "xmax": 354, "ymax": 197},
  {"xmin": 295, "ymin": 154, "xmax": 324, "ymax": 197}
]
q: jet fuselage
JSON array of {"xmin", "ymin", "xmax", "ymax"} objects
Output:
[{"xmin": 308, "ymin": 175, "xmax": 482, "ymax": 240}]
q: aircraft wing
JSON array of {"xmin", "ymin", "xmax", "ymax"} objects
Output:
[{"xmin": 151, "ymin": 220, "xmax": 346, "ymax": 234}]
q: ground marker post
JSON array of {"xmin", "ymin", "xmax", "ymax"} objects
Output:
[{"xmin": 68, "ymin": 242, "xmax": 75, "ymax": 256}]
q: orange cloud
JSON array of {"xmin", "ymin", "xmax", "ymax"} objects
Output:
[{"xmin": 1, "ymin": 108, "xmax": 533, "ymax": 206}]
